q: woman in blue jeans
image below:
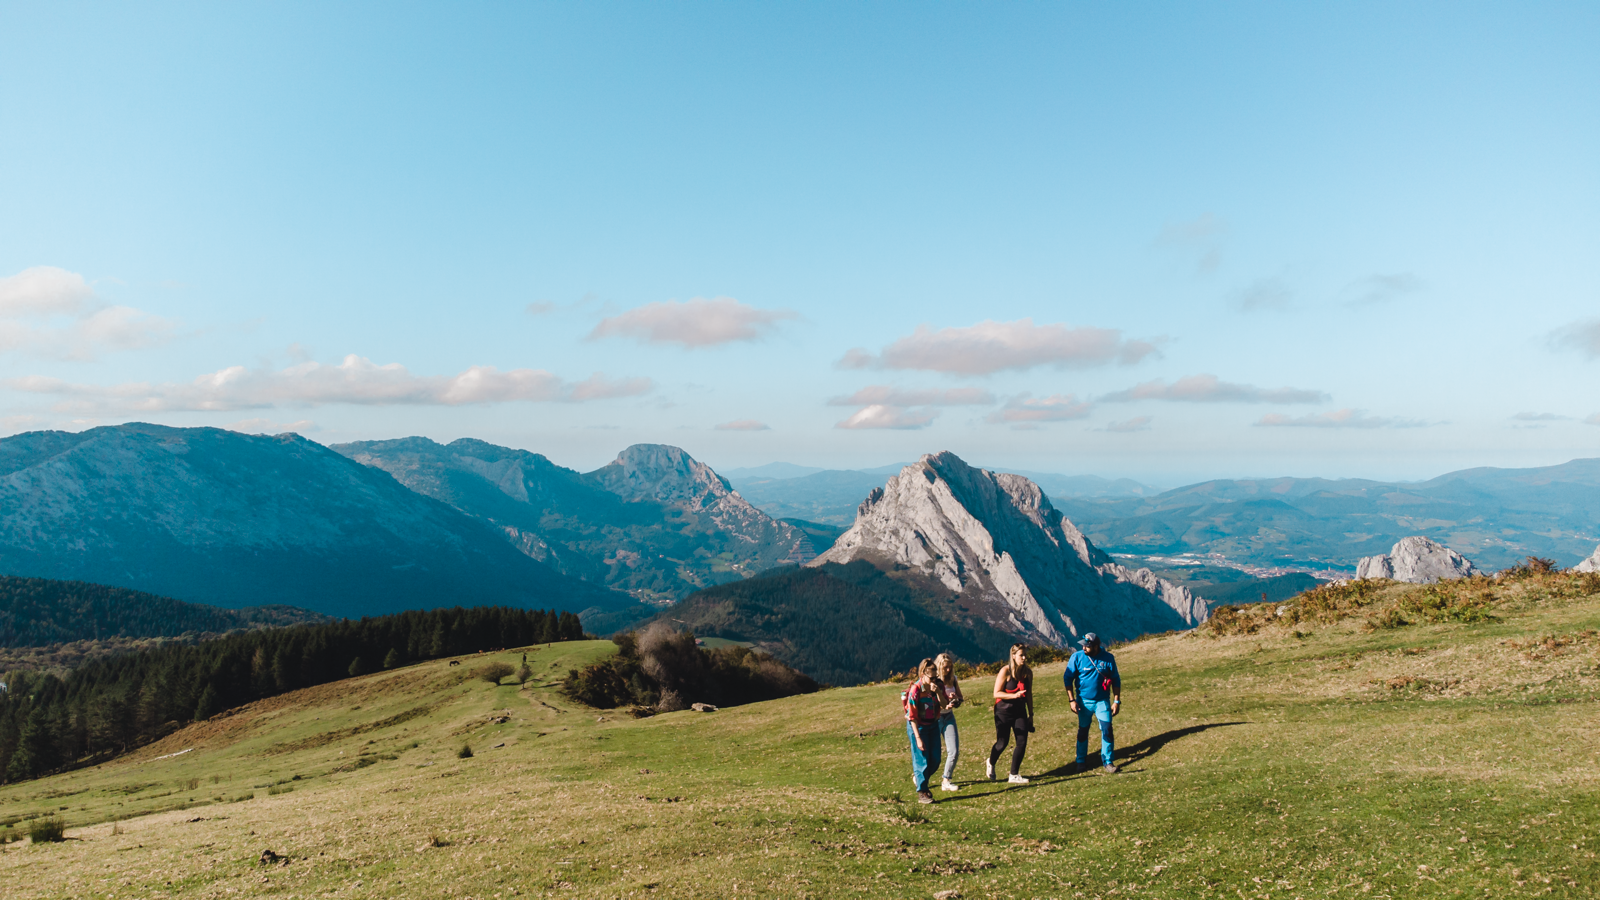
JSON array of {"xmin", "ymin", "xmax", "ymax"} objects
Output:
[
  {"xmin": 903, "ymin": 658, "xmax": 943, "ymax": 804},
  {"xmin": 933, "ymin": 652, "xmax": 964, "ymax": 791}
]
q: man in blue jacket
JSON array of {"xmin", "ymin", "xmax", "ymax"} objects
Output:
[{"xmin": 1064, "ymin": 633, "xmax": 1121, "ymax": 773}]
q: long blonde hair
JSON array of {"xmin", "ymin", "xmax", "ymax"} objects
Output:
[
  {"xmin": 934, "ymin": 652, "xmax": 957, "ymax": 684},
  {"xmin": 917, "ymin": 657, "xmax": 943, "ymax": 690}
]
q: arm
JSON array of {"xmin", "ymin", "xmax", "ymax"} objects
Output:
[
  {"xmin": 992, "ymin": 666, "xmax": 1010, "ymax": 702},
  {"xmin": 951, "ymin": 676, "xmax": 964, "ymax": 704},
  {"xmin": 1110, "ymin": 658, "xmax": 1122, "ymax": 716},
  {"xmin": 1064, "ymin": 657, "xmax": 1081, "ymax": 712}
]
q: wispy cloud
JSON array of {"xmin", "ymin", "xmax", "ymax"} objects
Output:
[
  {"xmin": 834, "ymin": 405, "xmax": 938, "ymax": 430},
  {"xmin": 1255, "ymin": 408, "xmax": 1427, "ymax": 429},
  {"xmin": 224, "ymin": 417, "xmax": 318, "ymax": 434},
  {"xmin": 4, "ymin": 355, "xmax": 652, "ymax": 414},
  {"xmin": 1550, "ymin": 319, "xmax": 1600, "ymax": 360},
  {"xmin": 0, "ymin": 266, "xmax": 177, "ymax": 359},
  {"xmin": 1155, "ymin": 214, "xmax": 1227, "ymax": 274},
  {"xmin": 1512, "ymin": 412, "xmax": 1569, "ymax": 422},
  {"xmin": 838, "ymin": 319, "xmax": 1159, "ymax": 375},
  {"xmin": 589, "ymin": 297, "xmax": 797, "ymax": 348},
  {"xmin": 826, "ymin": 385, "xmax": 995, "ymax": 407},
  {"xmin": 1585, "ymin": 413, "xmax": 1600, "ymax": 426},
  {"xmin": 1102, "ymin": 374, "xmax": 1327, "ymax": 404},
  {"xmin": 984, "ymin": 393, "xmax": 1093, "ymax": 426},
  {"xmin": 1234, "ymin": 277, "xmax": 1292, "ymax": 312},
  {"xmin": 1343, "ymin": 273, "xmax": 1423, "ymax": 306},
  {"xmin": 714, "ymin": 419, "xmax": 770, "ymax": 431},
  {"xmin": 1102, "ymin": 415, "xmax": 1153, "ymax": 433}
]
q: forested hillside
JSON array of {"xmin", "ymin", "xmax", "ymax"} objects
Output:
[
  {"xmin": 661, "ymin": 561, "xmax": 1017, "ymax": 685},
  {"xmin": 0, "ymin": 576, "xmax": 325, "ymax": 648},
  {"xmin": 0, "ymin": 605, "xmax": 583, "ymax": 782}
]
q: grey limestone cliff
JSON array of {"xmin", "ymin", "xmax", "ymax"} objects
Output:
[
  {"xmin": 1355, "ymin": 536, "xmax": 1480, "ymax": 583},
  {"xmin": 809, "ymin": 452, "xmax": 1207, "ymax": 646},
  {"xmin": 1574, "ymin": 544, "xmax": 1600, "ymax": 574}
]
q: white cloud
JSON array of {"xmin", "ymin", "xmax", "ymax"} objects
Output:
[
  {"xmin": 1343, "ymin": 273, "xmax": 1423, "ymax": 306},
  {"xmin": 985, "ymin": 394, "xmax": 1093, "ymax": 425},
  {"xmin": 714, "ymin": 419, "xmax": 770, "ymax": 431},
  {"xmin": 827, "ymin": 385, "xmax": 995, "ymax": 407},
  {"xmin": 1512, "ymin": 412, "xmax": 1569, "ymax": 421},
  {"xmin": 1255, "ymin": 408, "xmax": 1427, "ymax": 429},
  {"xmin": 0, "ymin": 266, "xmax": 176, "ymax": 359},
  {"xmin": 842, "ymin": 319, "xmax": 1159, "ymax": 375},
  {"xmin": 3, "ymin": 355, "xmax": 652, "ymax": 414},
  {"xmin": 1103, "ymin": 415, "xmax": 1153, "ymax": 433},
  {"xmin": 835, "ymin": 405, "xmax": 938, "ymax": 430},
  {"xmin": 1102, "ymin": 374, "xmax": 1328, "ymax": 404},
  {"xmin": 1550, "ymin": 319, "xmax": 1600, "ymax": 360},
  {"xmin": 1234, "ymin": 277, "xmax": 1292, "ymax": 312},
  {"xmin": 224, "ymin": 417, "xmax": 318, "ymax": 434},
  {"xmin": 0, "ymin": 266, "xmax": 95, "ymax": 316},
  {"xmin": 589, "ymin": 297, "xmax": 797, "ymax": 348},
  {"xmin": 0, "ymin": 414, "xmax": 42, "ymax": 436}
]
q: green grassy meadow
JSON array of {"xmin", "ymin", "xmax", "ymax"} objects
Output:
[{"xmin": 2, "ymin": 574, "xmax": 1598, "ymax": 899}]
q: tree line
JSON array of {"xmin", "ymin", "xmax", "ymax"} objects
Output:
[
  {"xmin": 0, "ymin": 575, "xmax": 326, "ymax": 648},
  {"xmin": 0, "ymin": 605, "xmax": 584, "ymax": 783}
]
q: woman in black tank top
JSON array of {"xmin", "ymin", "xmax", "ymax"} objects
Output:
[{"xmin": 988, "ymin": 643, "xmax": 1034, "ymax": 784}]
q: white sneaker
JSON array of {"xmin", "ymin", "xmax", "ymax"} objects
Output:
[
  {"xmin": 1007, "ymin": 774, "xmax": 1029, "ymax": 785},
  {"xmin": 940, "ymin": 779, "xmax": 960, "ymax": 792},
  {"xmin": 984, "ymin": 759, "xmax": 995, "ymax": 780}
]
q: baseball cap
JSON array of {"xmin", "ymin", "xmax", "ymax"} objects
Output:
[{"xmin": 1080, "ymin": 632, "xmax": 1100, "ymax": 647}]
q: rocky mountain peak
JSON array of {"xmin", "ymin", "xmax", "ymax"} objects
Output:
[
  {"xmin": 1356, "ymin": 536, "xmax": 1480, "ymax": 583},
  {"xmin": 812, "ymin": 451, "xmax": 1207, "ymax": 646},
  {"xmin": 586, "ymin": 444, "xmax": 735, "ymax": 506}
]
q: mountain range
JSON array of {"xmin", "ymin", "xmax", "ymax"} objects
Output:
[
  {"xmin": 0, "ymin": 425, "xmax": 637, "ymax": 622},
  {"xmin": 330, "ymin": 439, "xmax": 813, "ymax": 607},
  {"xmin": 733, "ymin": 458, "xmax": 1600, "ymax": 572}
]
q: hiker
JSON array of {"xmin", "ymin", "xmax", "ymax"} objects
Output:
[
  {"xmin": 904, "ymin": 658, "xmax": 944, "ymax": 804},
  {"xmin": 987, "ymin": 643, "xmax": 1034, "ymax": 784},
  {"xmin": 1064, "ymin": 632, "xmax": 1121, "ymax": 774},
  {"xmin": 933, "ymin": 652, "xmax": 964, "ymax": 791}
]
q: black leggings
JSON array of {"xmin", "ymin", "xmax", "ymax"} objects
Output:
[{"xmin": 989, "ymin": 714, "xmax": 1029, "ymax": 776}]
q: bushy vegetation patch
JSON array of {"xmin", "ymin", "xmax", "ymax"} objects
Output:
[
  {"xmin": 474, "ymin": 662, "xmax": 515, "ymax": 684},
  {"xmin": 28, "ymin": 817, "xmax": 65, "ymax": 844},
  {"xmin": 0, "ymin": 605, "xmax": 585, "ymax": 783},
  {"xmin": 562, "ymin": 623, "xmax": 819, "ymax": 711},
  {"xmin": 1205, "ymin": 564, "xmax": 1600, "ymax": 637}
]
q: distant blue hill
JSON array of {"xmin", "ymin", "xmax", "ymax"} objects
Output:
[{"xmin": 0, "ymin": 424, "xmax": 642, "ymax": 625}]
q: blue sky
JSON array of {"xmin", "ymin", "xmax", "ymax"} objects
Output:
[{"xmin": 2, "ymin": 2, "xmax": 1597, "ymax": 484}]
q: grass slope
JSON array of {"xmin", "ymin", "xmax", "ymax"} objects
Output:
[{"xmin": 2, "ymin": 574, "xmax": 1597, "ymax": 898}]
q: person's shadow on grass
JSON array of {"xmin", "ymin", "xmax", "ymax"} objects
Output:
[
  {"xmin": 932, "ymin": 721, "xmax": 1251, "ymax": 803},
  {"xmin": 1034, "ymin": 720, "xmax": 1249, "ymax": 779}
]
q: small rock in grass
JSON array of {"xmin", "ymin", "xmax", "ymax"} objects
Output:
[
  {"xmin": 935, "ymin": 891, "xmax": 961, "ymax": 900},
  {"xmin": 691, "ymin": 702, "xmax": 718, "ymax": 712}
]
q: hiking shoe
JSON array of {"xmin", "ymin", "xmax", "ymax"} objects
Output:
[
  {"xmin": 1102, "ymin": 763, "xmax": 1119, "ymax": 774},
  {"xmin": 984, "ymin": 759, "xmax": 995, "ymax": 780},
  {"xmin": 940, "ymin": 779, "xmax": 960, "ymax": 792},
  {"xmin": 917, "ymin": 790, "xmax": 935, "ymax": 804},
  {"xmin": 1007, "ymin": 774, "xmax": 1029, "ymax": 785}
]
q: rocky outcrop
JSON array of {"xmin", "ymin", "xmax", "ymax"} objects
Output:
[
  {"xmin": 334, "ymin": 440, "xmax": 811, "ymax": 605},
  {"xmin": 1574, "ymin": 544, "xmax": 1600, "ymax": 574},
  {"xmin": 1355, "ymin": 536, "xmax": 1480, "ymax": 583},
  {"xmin": 809, "ymin": 452, "xmax": 1207, "ymax": 646}
]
